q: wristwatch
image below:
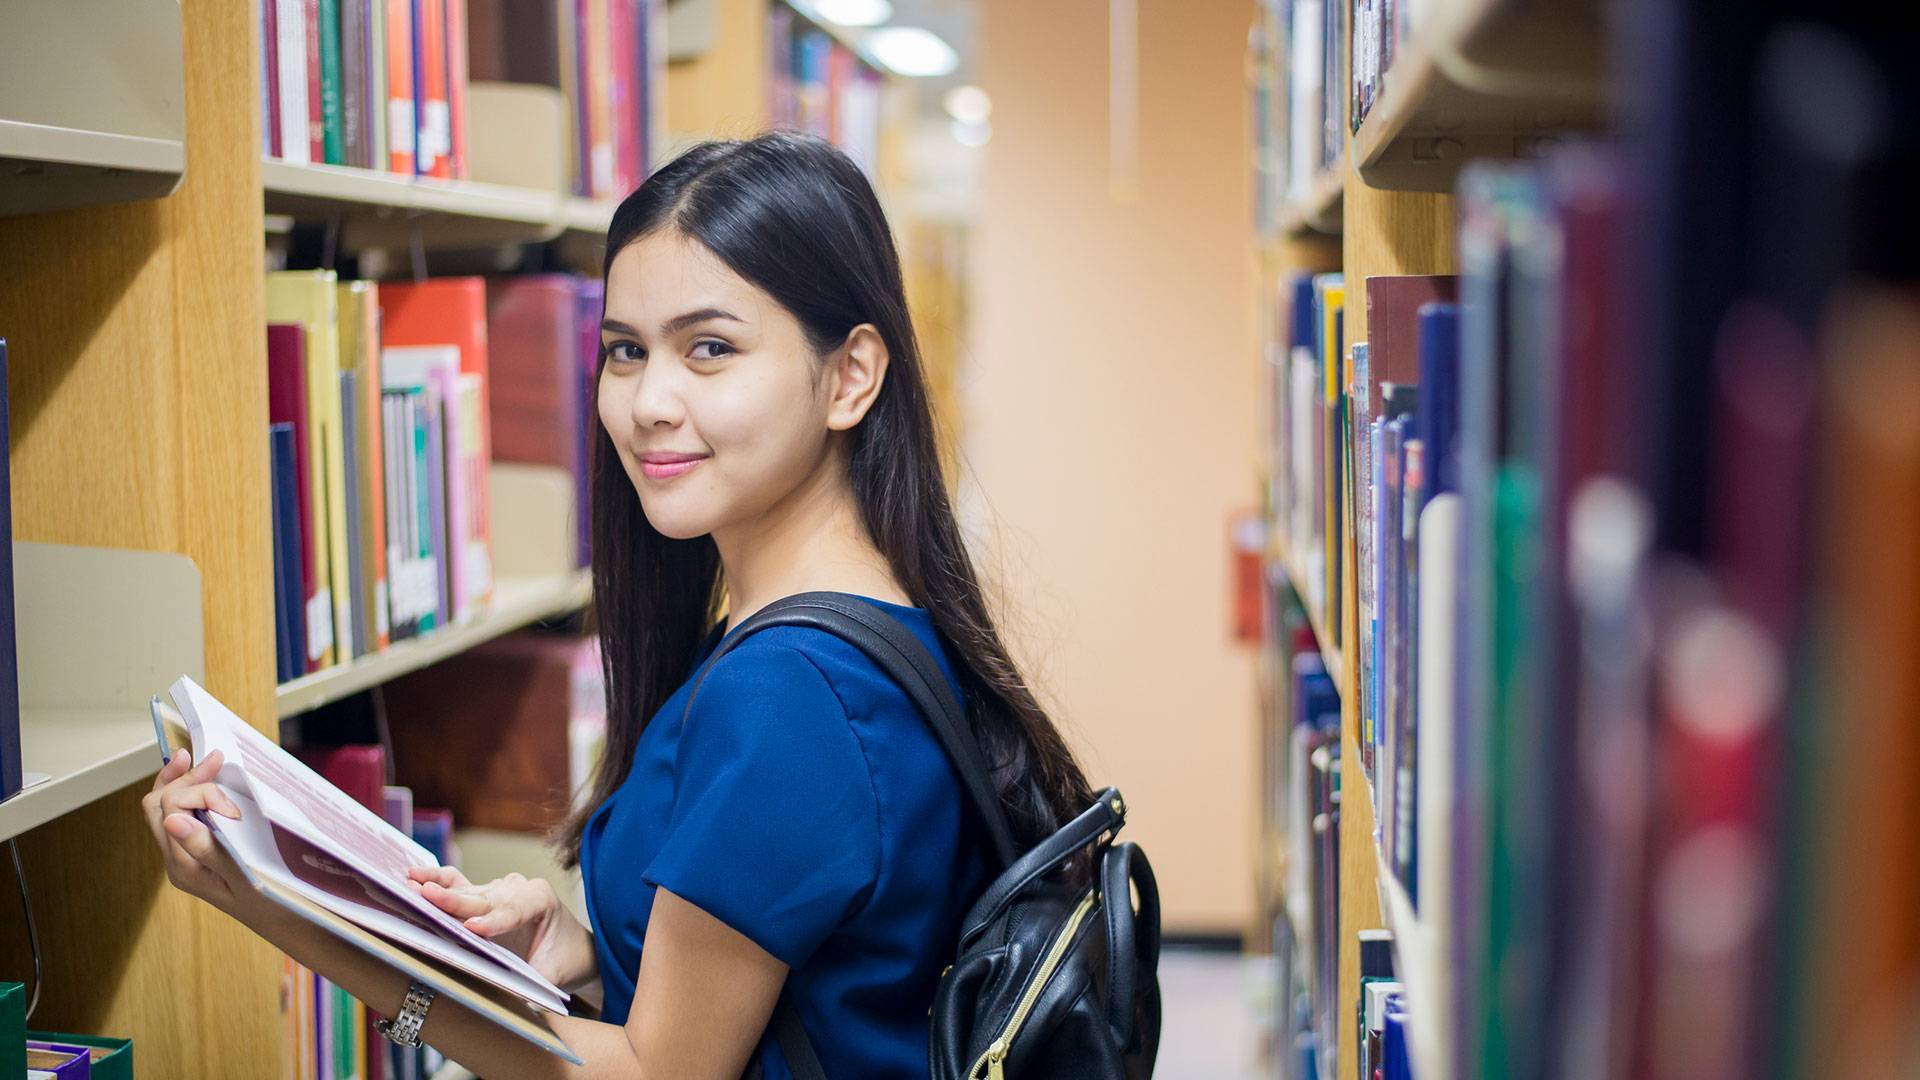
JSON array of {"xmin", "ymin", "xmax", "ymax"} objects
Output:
[{"xmin": 376, "ymin": 980, "xmax": 438, "ymax": 1048}]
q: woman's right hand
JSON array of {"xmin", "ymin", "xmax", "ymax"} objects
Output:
[{"xmin": 406, "ymin": 866, "xmax": 598, "ymax": 995}]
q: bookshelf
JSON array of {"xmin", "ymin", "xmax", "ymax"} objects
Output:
[
  {"xmin": 1254, "ymin": 0, "xmax": 1607, "ymax": 1074},
  {"xmin": 0, "ymin": 0, "xmax": 187, "ymax": 216},
  {"xmin": 276, "ymin": 569, "xmax": 591, "ymax": 718},
  {"xmin": 260, "ymin": 160, "xmax": 618, "ymax": 249},
  {"xmin": 1280, "ymin": 168, "xmax": 1346, "ymax": 237},
  {"xmin": 1349, "ymin": 0, "xmax": 1605, "ymax": 192}
]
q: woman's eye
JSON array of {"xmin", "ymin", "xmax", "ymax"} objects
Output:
[
  {"xmin": 603, "ymin": 341, "xmax": 644, "ymax": 364},
  {"xmin": 690, "ymin": 340, "xmax": 735, "ymax": 361}
]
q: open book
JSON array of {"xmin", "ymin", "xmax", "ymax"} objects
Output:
[{"xmin": 157, "ymin": 676, "xmax": 581, "ymax": 1065}]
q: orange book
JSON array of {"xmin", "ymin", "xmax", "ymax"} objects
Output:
[
  {"xmin": 445, "ymin": 0, "xmax": 469, "ymax": 179},
  {"xmin": 384, "ymin": 0, "xmax": 414, "ymax": 174},
  {"xmin": 417, "ymin": 0, "xmax": 450, "ymax": 178},
  {"xmin": 379, "ymin": 278, "xmax": 494, "ymax": 608},
  {"xmin": 585, "ymin": 0, "xmax": 615, "ymax": 198}
]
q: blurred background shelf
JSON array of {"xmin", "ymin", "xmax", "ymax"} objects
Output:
[
  {"xmin": 1351, "ymin": 0, "xmax": 1606, "ymax": 192},
  {"xmin": 1280, "ymin": 168, "xmax": 1345, "ymax": 236},
  {"xmin": 275, "ymin": 569, "xmax": 592, "ymax": 719}
]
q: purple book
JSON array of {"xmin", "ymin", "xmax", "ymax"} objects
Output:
[
  {"xmin": 423, "ymin": 385, "xmax": 450, "ymax": 629},
  {"xmin": 574, "ymin": 277, "xmax": 603, "ymax": 569},
  {"xmin": 25, "ymin": 1041, "xmax": 92, "ymax": 1079}
]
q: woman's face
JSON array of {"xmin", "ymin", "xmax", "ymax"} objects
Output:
[{"xmin": 596, "ymin": 229, "xmax": 839, "ymax": 541}]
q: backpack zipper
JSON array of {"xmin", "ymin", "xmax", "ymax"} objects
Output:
[{"xmin": 967, "ymin": 888, "xmax": 1100, "ymax": 1079}]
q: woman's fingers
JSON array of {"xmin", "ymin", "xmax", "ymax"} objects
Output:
[
  {"xmin": 418, "ymin": 880, "xmax": 492, "ymax": 919},
  {"xmin": 406, "ymin": 865, "xmax": 472, "ymax": 890},
  {"xmin": 164, "ymin": 780, "xmax": 242, "ymax": 821}
]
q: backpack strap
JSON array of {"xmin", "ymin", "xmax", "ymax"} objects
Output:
[
  {"xmin": 683, "ymin": 591, "xmax": 1022, "ymax": 869},
  {"xmin": 771, "ymin": 991, "xmax": 827, "ymax": 1080}
]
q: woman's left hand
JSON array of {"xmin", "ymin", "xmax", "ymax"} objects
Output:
[{"xmin": 141, "ymin": 748, "xmax": 256, "ymax": 918}]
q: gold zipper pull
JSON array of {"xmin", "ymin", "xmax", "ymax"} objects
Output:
[{"xmin": 986, "ymin": 1037, "xmax": 1009, "ymax": 1080}]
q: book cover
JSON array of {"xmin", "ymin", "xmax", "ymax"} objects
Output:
[
  {"xmin": 415, "ymin": 0, "xmax": 451, "ymax": 178},
  {"xmin": 24, "ymin": 1043, "xmax": 89, "ymax": 1079},
  {"xmin": 486, "ymin": 275, "xmax": 585, "ymax": 472},
  {"xmin": 338, "ymin": 281, "xmax": 392, "ymax": 652},
  {"xmin": 339, "ymin": 0, "xmax": 367, "ymax": 168},
  {"xmin": 445, "ymin": 0, "xmax": 468, "ymax": 180},
  {"xmin": 266, "ymin": 273, "xmax": 351, "ymax": 674},
  {"xmin": 610, "ymin": 0, "xmax": 637, "ymax": 194},
  {"xmin": 379, "ymin": 278, "xmax": 494, "ymax": 607},
  {"xmin": 574, "ymin": 278, "xmax": 603, "ymax": 567},
  {"xmin": 303, "ymin": 0, "xmax": 326, "ymax": 162},
  {"xmin": 0, "ymin": 339, "xmax": 18, "ymax": 803},
  {"xmin": 268, "ymin": 323, "xmax": 321, "ymax": 673},
  {"xmin": 366, "ymin": 0, "xmax": 387, "ymax": 175},
  {"xmin": 318, "ymin": 0, "xmax": 346, "ymax": 164},
  {"xmin": 385, "ymin": 0, "xmax": 414, "ymax": 173},
  {"xmin": 423, "ymin": 382, "xmax": 451, "ymax": 627},
  {"xmin": 263, "ymin": 0, "xmax": 283, "ymax": 157},
  {"xmin": 1363, "ymin": 275, "xmax": 1459, "ymax": 419},
  {"xmin": 277, "ymin": 0, "xmax": 312, "ymax": 164},
  {"xmin": 271, "ymin": 423, "xmax": 305, "ymax": 684},
  {"xmin": 338, "ymin": 369, "xmax": 367, "ymax": 660},
  {"xmin": 584, "ymin": 0, "xmax": 614, "ymax": 197}
]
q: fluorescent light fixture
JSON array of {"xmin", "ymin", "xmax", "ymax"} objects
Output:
[
  {"xmin": 864, "ymin": 26, "xmax": 960, "ymax": 78},
  {"xmin": 812, "ymin": 0, "xmax": 893, "ymax": 26},
  {"xmin": 943, "ymin": 85, "xmax": 992, "ymax": 125}
]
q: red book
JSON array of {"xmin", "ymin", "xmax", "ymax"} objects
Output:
[
  {"xmin": 267, "ymin": 324, "xmax": 320, "ymax": 675},
  {"xmin": 486, "ymin": 276, "xmax": 585, "ymax": 472},
  {"xmin": 1362, "ymin": 275, "xmax": 1459, "ymax": 417},
  {"xmin": 293, "ymin": 744, "xmax": 387, "ymax": 812},
  {"xmin": 384, "ymin": 0, "xmax": 414, "ymax": 173},
  {"xmin": 304, "ymin": 0, "xmax": 325, "ymax": 162}
]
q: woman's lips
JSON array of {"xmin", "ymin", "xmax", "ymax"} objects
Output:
[{"xmin": 640, "ymin": 456, "xmax": 706, "ymax": 480}]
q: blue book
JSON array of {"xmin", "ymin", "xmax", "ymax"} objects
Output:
[
  {"xmin": 1381, "ymin": 995, "xmax": 1412, "ymax": 1080},
  {"xmin": 0, "ymin": 339, "xmax": 18, "ymax": 803},
  {"xmin": 270, "ymin": 423, "xmax": 306, "ymax": 684},
  {"xmin": 1417, "ymin": 301, "xmax": 1463, "ymax": 497}
]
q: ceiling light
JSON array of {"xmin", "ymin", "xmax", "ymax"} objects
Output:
[
  {"xmin": 943, "ymin": 85, "xmax": 992, "ymax": 125},
  {"xmin": 950, "ymin": 119, "xmax": 991, "ymax": 147},
  {"xmin": 864, "ymin": 26, "xmax": 960, "ymax": 78},
  {"xmin": 811, "ymin": 0, "xmax": 893, "ymax": 27}
]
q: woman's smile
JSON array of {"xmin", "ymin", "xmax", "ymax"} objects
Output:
[{"xmin": 638, "ymin": 450, "xmax": 710, "ymax": 480}]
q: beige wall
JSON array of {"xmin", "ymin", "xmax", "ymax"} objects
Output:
[{"xmin": 963, "ymin": 0, "xmax": 1260, "ymax": 933}]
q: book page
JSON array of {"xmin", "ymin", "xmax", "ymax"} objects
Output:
[{"xmin": 169, "ymin": 676, "xmax": 568, "ymax": 1012}]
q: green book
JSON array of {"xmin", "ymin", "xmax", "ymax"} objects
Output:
[
  {"xmin": 3, "ymin": 982, "xmax": 24, "ymax": 1080},
  {"xmin": 25, "ymin": 1031, "xmax": 133, "ymax": 1080},
  {"xmin": 318, "ymin": 0, "xmax": 346, "ymax": 165}
]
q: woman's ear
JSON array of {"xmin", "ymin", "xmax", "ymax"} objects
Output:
[{"xmin": 825, "ymin": 323, "xmax": 890, "ymax": 431}]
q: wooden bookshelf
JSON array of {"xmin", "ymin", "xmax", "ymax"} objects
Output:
[
  {"xmin": 276, "ymin": 570, "xmax": 592, "ymax": 718},
  {"xmin": 1351, "ymin": 0, "xmax": 1606, "ymax": 192}
]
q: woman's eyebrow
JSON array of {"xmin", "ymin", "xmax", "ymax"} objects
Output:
[{"xmin": 599, "ymin": 309, "xmax": 745, "ymax": 338}]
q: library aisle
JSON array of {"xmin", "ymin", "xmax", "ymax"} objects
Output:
[{"xmin": 3, "ymin": 0, "xmax": 1916, "ymax": 1078}]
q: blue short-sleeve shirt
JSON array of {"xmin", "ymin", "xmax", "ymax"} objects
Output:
[{"xmin": 578, "ymin": 596, "xmax": 991, "ymax": 1079}]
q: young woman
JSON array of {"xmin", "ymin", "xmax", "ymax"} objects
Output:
[{"xmin": 143, "ymin": 132, "xmax": 1094, "ymax": 1078}]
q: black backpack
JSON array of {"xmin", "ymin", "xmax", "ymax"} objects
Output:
[{"xmin": 688, "ymin": 592, "xmax": 1162, "ymax": 1080}]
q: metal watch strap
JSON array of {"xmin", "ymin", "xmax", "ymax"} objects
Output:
[{"xmin": 377, "ymin": 980, "xmax": 438, "ymax": 1048}]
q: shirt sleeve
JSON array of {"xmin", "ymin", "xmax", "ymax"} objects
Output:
[{"xmin": 642, "ymin": 640, "xmax": 883, "ymax": 969}]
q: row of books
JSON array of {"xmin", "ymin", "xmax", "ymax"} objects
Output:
[
  {"xmin": 1248, "ymin": 0, "xmax": 1345, "ymax": 227},
  {"xmin": 281, "ymin": 744, "xmax": 458, "ymax": 1080},
  {"xmin": 1266, "ymin": 602, "xmax": 1341, "ymax": 1080},
  {"xmin": 261, "ymin": 0, "xmax": 664, "ymax": 199},
  {"xmin": 1262, "ymin": 140, "xmax": 1920, "ymax": 1080},
  {"xmin": 5, "ymin": 984, "xmax": 133, "ymax": 1079},
  {"xmin": 267, "ymin": 271, "xmax": 601, "ymax": 685},
  {"xmin": 1348, "ymin": 0, "xmax": 1417, "ymax": 131},
  {"xmin": 766, "ymin": 5, "xmax": 887, "ymax": 177}
]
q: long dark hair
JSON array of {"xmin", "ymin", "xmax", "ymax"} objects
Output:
[{"xmin": 557, "ymin": 132, "xmax": 1093, "ymax": 869}]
